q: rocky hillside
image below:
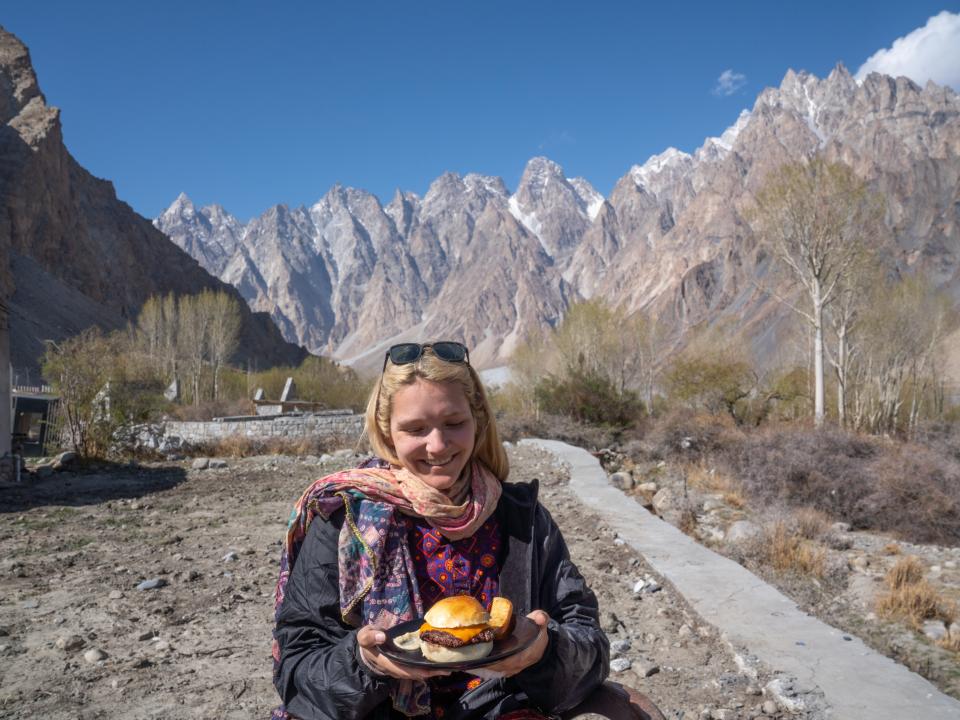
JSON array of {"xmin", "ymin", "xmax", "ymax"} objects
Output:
[
  {"xmin": 157, "ymin": 65, "xmax": 960, "ymax": 371},
  {"xmin": 0, "ymin": 27, "xmax": 307, "ymax": 373}
]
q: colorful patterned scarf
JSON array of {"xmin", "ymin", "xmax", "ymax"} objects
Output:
[{"xmin": 272, "ymin": 459, "xmax": 502, "ymax": 717}]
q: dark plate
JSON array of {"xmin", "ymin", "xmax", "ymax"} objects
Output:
[{"xmin": 379, "ymin": 615, "xmax": 538, "ymax": 670}]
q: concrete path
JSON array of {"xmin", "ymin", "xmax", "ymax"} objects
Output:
[{"xmin": 521, "ymin": 438, "xmax": 960, "ymax": 720}]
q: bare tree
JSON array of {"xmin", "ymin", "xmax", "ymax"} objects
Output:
[
  {"xmin": 206, "ymin": 290, "xmax": 242, "ymax": 400},
  {"xmin": 824, "ymin": 258, "xmax": 883, "ymax": 428},
  {"xmin": 160, "ymin": 293, "xmax": 180, "ymax": 382},
  {"xmin": 177, "ymin": 293, "xmax": 210, "ymax": 405},
  {"xmin": 752, "ymin": 157, "xmax": 882, "ymax": 427},
  {"xmin": 136, "ymin": 295, "xmax": 164, "ymax": 368},
  {"xmin": 853, "ymin": 276, "xmax": 955, "ymax": 435}
]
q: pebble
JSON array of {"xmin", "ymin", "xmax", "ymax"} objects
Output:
[
  {"xmin": 55, "ymin": 635, "xmax": 85, "ymax": 651},
  {"xmin": 609, "ymin": 657, "xmax": 632, "ymax": 672},
  {"xmin": 209, "ymin": 459, "xmax": 228, "ymax": 469},
  {"xmin": 137, "ymin": 631, "xmax": 156, "ymax": 641},
  {"xmin": 645, "ymin": 582, "xmax": 662, "ymax": 594},
  {"xmin": 637, "ymin": 660, "xmax": 660, "ymax": 677},
  {"xmin": 191, "ymin": 458, "xmax": 210, "ymax": 470},
  {"xmin": 633, "ymin": 579, "xmax": 646, "ymax": 594},
  {"xmin": 762, "ymin": 700, "xmax": 778, "ymax": 714},
  {"xmin": 600, "ymin": 611, "xmax": 620, "ymax": 633},
  {"xmin": 610, "ymin": 639, "xmax": 631, "ymax": 655},
  {"xmin": 222, "ymin": 551, "xmax": 239, "ymax": 562},
  {"xmin": 945, "ymin": 560, "xmax": 957, "ymax": 569},
  {"xmin": 678, "ymin": 624, "xmax": 692, "ymax": 638},
  {"xmin": 83, "ymin": 648, "xmax": 107, "ymax": 664},
  {"xmin": 108, "ymin": 590, "xmax": 124, "ymax": 600},
  {"xmin": 21, "ymin": 599, "xmax": 39, "ymax": 609},
  {"xmin": 136, "ymin": 578, "xmax": 167, "ymax": 591}
]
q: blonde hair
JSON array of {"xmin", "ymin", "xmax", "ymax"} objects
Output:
[{"xmin": 364, "ymin": 348, "xmax": 509, "ymax": 481}]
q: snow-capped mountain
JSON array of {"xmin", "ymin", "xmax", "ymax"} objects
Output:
[{"xmin": 156, "ymin": 63, "xmax": 960, "ymax": 370}]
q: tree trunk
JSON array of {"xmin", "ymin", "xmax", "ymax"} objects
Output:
[
  {"xmin": 836, "ymin": 325, "xmax": 846, "ymax": 428},
  {"xmin": 813, "ymin": 281, "xmax": 825, "ymax": 428}
]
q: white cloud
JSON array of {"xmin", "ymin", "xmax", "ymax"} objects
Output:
[
  {"xmin": 712, "ymin": 69, "xmax": 747, "ymax": 97},
  {"xmin": 855, "ymin": 11, "xmax": 960, "ymax": 90}
]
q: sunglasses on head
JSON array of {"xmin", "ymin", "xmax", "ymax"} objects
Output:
[
  {"xmin": 374, "ymin": 341, "xmax": 471, "ymax": 422},
  {"xmin": 381, "ymin": 341, "xmax": 470, "ymax": 371}
]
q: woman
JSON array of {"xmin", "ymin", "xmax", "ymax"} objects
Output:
[{"xmin": 272, "ymin": 341, "xmax": 609, "ymax": 719}]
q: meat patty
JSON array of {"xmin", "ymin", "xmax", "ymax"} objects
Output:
[{"xmin": 420, "ymin": 628, "xmax": 495, "ymax": 648}]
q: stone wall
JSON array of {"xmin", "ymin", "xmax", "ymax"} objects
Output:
[
  {"xmin": 164, "ymin": 410, "xmax": 364, "ymax": 445},
  {"xmin": 0, "ymin": 454, "xmax": 19, "ymax": 483},
  {"xmin": 1, "ymin": 302, "xmax": 10, "ymax": 458}
]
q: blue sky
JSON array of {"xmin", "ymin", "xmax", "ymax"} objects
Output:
[{"xmin": 4, "ymin": 2, "xmax": 958, "ymax": 221}]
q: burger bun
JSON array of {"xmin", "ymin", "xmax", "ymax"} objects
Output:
[
  {"xmin": 423, "ymin": 595, "xmax": 489, "ymax": 628},
  {"xmin": 420, "ymin": 639, "xmax": 493, "ymax": 664}
]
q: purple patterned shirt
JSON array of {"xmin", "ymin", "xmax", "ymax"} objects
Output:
[{"xmin": 405, "ymin": 515, "xmax": 503, "ymax": 717}]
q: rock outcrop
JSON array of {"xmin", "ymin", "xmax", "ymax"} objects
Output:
[{"xmin": 0, "ymin": 27, "xmax": 307, "ymax": 372}]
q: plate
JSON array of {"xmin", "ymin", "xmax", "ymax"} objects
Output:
[{"xmin": 379, "ymin": 615, "xmax": 539, "ymax": 670}]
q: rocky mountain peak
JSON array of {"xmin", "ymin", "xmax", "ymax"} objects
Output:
[
  {"xmin": 0, "ymin": 26, "xmax": 44, "ymax": 125},
  {"xmin": 164, "ymin": 192, "xmax": 196, "ymax": 218},
  {"xmin": 629, "ymin": 148, "xmax": 695, "ymax": 194},
  {"xmin": 518, "ymin": 156, "xmax": 565, "ymax": 187}
]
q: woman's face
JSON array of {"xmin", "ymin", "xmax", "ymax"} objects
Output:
[{"xmin": 389, "ymin": 378, "xmax": 476, "ymax": 496}]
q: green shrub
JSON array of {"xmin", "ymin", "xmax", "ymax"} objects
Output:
[{"xmin": 534, "ymin": 369, "xmax": 643, "ymax": 426}]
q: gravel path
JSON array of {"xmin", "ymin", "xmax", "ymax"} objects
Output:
[{"xmin": 1, "ymin": 446, "xmax": 792, "ymax": 719}]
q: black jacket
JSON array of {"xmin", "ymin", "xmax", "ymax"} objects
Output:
[{"xmin": 273, "ymin": 479, "xmax": 609, "ymax": 719}]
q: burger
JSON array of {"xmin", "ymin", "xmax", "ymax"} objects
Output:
[{"xmin": 418, "ymin": 595, "xmax": 514, "ymax": 663}]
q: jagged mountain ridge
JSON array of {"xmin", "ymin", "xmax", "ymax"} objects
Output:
[
  {"xmin": 0, "ymin": 27, "xmax": 308, "ymax": 373},
  {"xmin": 157, "ymin": 64, "xmax": 960, "ymax": 371}
]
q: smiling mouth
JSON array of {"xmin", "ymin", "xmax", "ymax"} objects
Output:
[{"xmin": 422, "ymin": 455, "xmax": 457, "ymax": 468}]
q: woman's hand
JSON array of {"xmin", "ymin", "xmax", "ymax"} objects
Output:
[
  {"xmin": 356, "ymin": 626, "xmax": 452, "ymax": 681},
  {"xmin": 480, "ymin": 610, "xmax": 551, "ymax": 677}
]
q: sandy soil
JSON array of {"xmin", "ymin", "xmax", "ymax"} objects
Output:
[{"xmin": 1, "ymin": 446, "xmax": 796, "ymax": 720}]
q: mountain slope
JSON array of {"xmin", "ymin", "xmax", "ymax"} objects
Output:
[{"xmin": 0, "ymin": 26, "xmax": 307, "ymax": 372}]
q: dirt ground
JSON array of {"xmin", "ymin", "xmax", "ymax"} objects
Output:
[{"xmin": 2, "ymin": 445, "xmax": 796, "ymax": 720}]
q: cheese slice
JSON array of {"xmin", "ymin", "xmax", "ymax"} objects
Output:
[{"xmin": 419, "ymin": 622, "xmax": 489, "ymax": 643}]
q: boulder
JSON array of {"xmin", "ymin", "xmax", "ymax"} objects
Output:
[
  {"xmin": 725, "ymin": 520, "xmax": 761, "ymax": 544},
  {"xmin": 609, "ymin": 471, "xmax": 635, "ymax": 491},
  {"xmin": 652, "ymin": 487, "xmax": 677, "ymax": 515}
]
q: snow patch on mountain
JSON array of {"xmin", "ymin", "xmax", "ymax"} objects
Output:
[
  {"xmin": 508, "ymin": 195, "xmax": 546, "ymax": 250},
  {"xmin": 630, "ymin": 148, "xmax": 693, "ymax": 190},
  {"xmin": 568, "ymin": 177, "xmax": 605, "ymax": 220}
]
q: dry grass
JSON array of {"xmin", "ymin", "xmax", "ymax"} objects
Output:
[
  {"xmin": 792, "ymin": 507, "xmax": 833, "ymax": 541},
  {"xmin": 190, "ymin": 433, "xmax": 363, "ymax": 458},
  {"xmin": 885, "ymin": 556, "xmax": 926, "ymax": 590},
  {"xmin": 767, "ymin": 522, "xmax": 826, "ymax": 577},
  {"xmin": 687, "ymin": 463, "xmax": 747, "ymax": 509},
  {"xmin": 938, "ymin": 631, "xmax": 960, "ymax": 653},
  {"xmin": 722, "ymin": 491, "xmax": 746, "ymax": 509},
  {"xmin": 875, "ymin": 556, "xmax": 956, "ymax": 629},
  {"xmin": 883, "ymin": 543, "xmax": 903, "ymax": 556},
  {"xmin": 679, "ymin": 506, "xmax": 699, "ymax": 537}
]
